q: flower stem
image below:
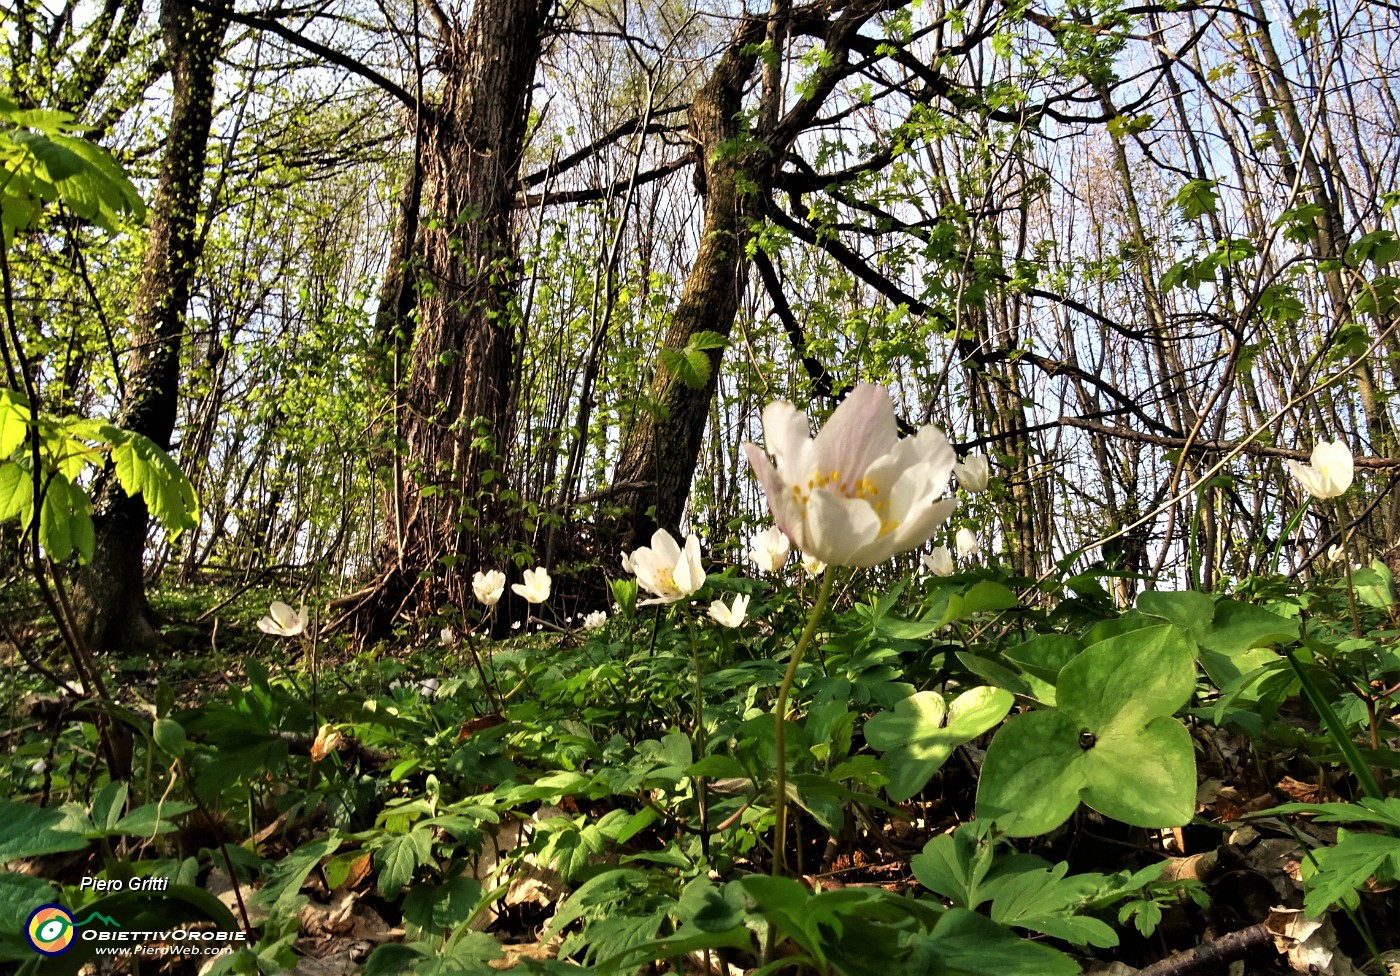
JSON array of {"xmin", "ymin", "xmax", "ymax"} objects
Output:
[{"xmin": 772, "ymin": 569, "xmax": 834, "ymax": 876}]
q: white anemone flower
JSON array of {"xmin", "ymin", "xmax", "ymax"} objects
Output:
[
  {"xmin": 257, "ymin": 601, "xmax": 306, "ymax": 637},
  {"xmin": 802, "ymin": 554, "xmax": 826, "ymax": 576},
  {"xmin": 954, "ymin": 455, "xmax": 991, "ymax": 493},
  {"xmin": 629, "ymin": 529, "xmax": 705, "ymax": 606},
  {"xmin": 1287, "ymin": 439, "xmax": 1354, "ymax": 499},
  {"xmin": 743, "ymin": 384, "xmax": 958, "ymax": 567},
  {"xmin": 583, "ymin": 610, "xmax": 607, "ymax": 629},
  {"xmin": 708, "ymin": 593, "xmax": 750, "ymax": 628},
  {"xmin": 749, "ymin": 525, "xmax": 791, "ymax": 574},
  {"xmin": 956, "ymin": 528, "xmax": 980, "ymax": 559},
  {"xmin": 922, "ymin": 546, "xmax": 955, "ymax": 576},
  {"xmin": 473, "ymin": 570, "xmax": 506, "ymax": 606},
  {"xmin": 511, "ymin": 567, "xmax": 552, "ymax": 604}
]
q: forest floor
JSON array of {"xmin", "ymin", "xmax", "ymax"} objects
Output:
[{"xmin": 2, "ymin": 573, "xmax": 1399, "ymax": 976}]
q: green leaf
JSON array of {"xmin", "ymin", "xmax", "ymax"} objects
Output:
[
  {"xmin": 675, "ymin": 876, "xmax": 746, "ymax": 933},
  {"xmin": 374, "ymin": 828, "xmax": 434, "ymax": 893},
  {"xmin": 363, "ymin": 943, "xmax": 432, "ymax": 976},
  {"xmin": 866, "ymin": 687, "xmax": 1013, "ymax": 801},
  {"xmin": 90, "ymin": 781, "xmax": 128, "ymax": 833},
  {"xmin": 978, "ymin": 625, "xmax": 1197, "ymax": 835},
  {"xmin": 659, "ymin": 347, "xmax": 712, "ymax": 389},
  {"xmin": 1346, "ymin": 229, "xmax": 1400, "ymax": 268},
  {"xmin": 1354, "ymin": 562, "xmax": 1395, "ymax": 609},
  {"xmin": 402, "ymin": 876, "xmax": 484, "ymax": 937},
  {"xmin": 13, "ymin": 129, "xmax": 84, "ymax": 181},
  {"xmin": 0, "ymin": 873, "xmax": 58, "ymax": 940},
  {"xmin": 109, "ymin": 431, "xmax": 199, "ymax": 537},
  {"xmin": 687, "ymin": 330, "xmax": 729, "ymax": 351},
  {"xmin": 1198, "ymin": 598, "xmax": 1296, "ymax": 693},
  {"xmin": 1173, "ymin": 179, "xmax": 1218, "ymax": 220},
  {"xmin": 1259, "ymin": 284, "xmax": 1305, "ymax": 323},
  {"xmin": 0, "ymin": 800, "xmax": 91, "ymax": 859},
  {"xmin": 113, "ymin": 801, "xmax": 195, "ymax": 838},
  {"xmin": 918, "ymin": 907, "xmax": 1080, "ymax": 976},
  {"xmin": 976, "ymin": 710, "xmax": 1084, "ymax": 835},
  {"xmin": 0, "ymin": 459, "xmax": 31, "ymax": 522},
  {"xmin": 1002, "ymin": 633, "xmax": 1081, "ymax": 684},
  {"xmin": 253, "ymin": 833, "xmax": 340, "ymax": 916},
  {"xmin": 0, "ymin": 389, "xmax": 29, "ymax": 456},
  {"xmin": 911, "ymin": 820, "xmax": 1000, "ymax": 910},
  {"xmin": 1300, "ymin": 829, "xmax": 1400, "ymax": 915},
  {"xmin": 982, "ymin": 859, "xmax": 1117, "ymax": 947}
]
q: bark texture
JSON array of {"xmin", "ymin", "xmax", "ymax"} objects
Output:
[
  {"xmin": 351, "ymin": 0, "xmax": 554, "ymax": 634},
  {"xmin": 75, "ymin": 0, "xmax": 228, "ymax": 652},
  {"xmin": 609, "ymin": 0, "xmax": 895, "ymax": 547},
  {"xmin": 608, "ymin": 16, "xmax": 766, "ymax": 546}
]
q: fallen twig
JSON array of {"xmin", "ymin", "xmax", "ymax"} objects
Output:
[{"xmin": 1135, "ymin": 922, "xmax": 1274, "ymax": 976}]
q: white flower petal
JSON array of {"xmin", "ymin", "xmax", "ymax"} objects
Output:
[{"xmin": 806, "ymin": 490, "xmax": 884, "ymax": 566}]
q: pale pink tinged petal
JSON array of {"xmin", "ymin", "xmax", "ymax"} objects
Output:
[
  {"xmin": 760, "ymin": 401, "xmax": 813, "ymax": 477},
  {"xmin": 806, "ymin": 490, "xmax": 884, "ymax": 566},
  {"xmin": 893, "ymin": 458, "xmax": 956, "ymax": 511},
  {"xmin": 675, "ymin": 535, "xmax": 704, "ymax": 594},
  {"xmin": 631, "ymin": 550, "xmax": 670, "ymax": 597},
  {"xmin": 889, "ymin": 497, "xmax": 959, "ymax": 555},
  {"xmin": 865, "ymin": 427, "xmax": 954, "ymax": 495},
  {"xmin": 270, "ymin": 601, "xmax": 298, "ymax": 628},
  {"xmin": 649, "ymin": 528, "xmax": 681, "ymax": 565},
  {"xmin": 1287, "ymin": 459, "xmax": 1328, "ymax": 497},
  {"xmin": 1314, "ymin": 440, "xmax": 1353, "ymax": 493},
  {"xmin": 811, "ymin": 384, "xmax": 898, "ymax": 481},
  {"xmin": 745, "ymin": 442, "xmax": 804, "ymax": 543},
  {"xmin": 923, "ymin": 547, "xmax": 955, "ymax": 576}
]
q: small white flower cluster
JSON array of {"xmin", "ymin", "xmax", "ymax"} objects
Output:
[
  {"xmin": 618, "ymin": 528, "xmax": 750, "ymax": 628},
  {"xmin": 470, "ymin": 567, "xmax": 553, "ymax": 606},
  {"xmin": 388, "ymin": 678, "xmax": 440, "ymax": 699},
  {"xmin": 920, "ymin": 527, "xmax": 980, "ymax": 576}
]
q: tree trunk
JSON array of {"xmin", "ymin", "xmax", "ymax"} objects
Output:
[
  {"xmin": 609, "ymin": 20, "xmax": 764, "ymax": 545},
  {"xmin": 74, "ymin": 0, "xmax": 228, "ymax": 652},
  {"xmin": 351, "ymin": 0, "xmax": 553, "ymax": 634},
  {"xmin": 608, "ymin": 0, "xmax": 891, "ymax": 547}
]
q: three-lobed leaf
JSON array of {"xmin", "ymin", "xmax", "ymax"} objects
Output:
[
  {"xmin": 866, "ymin": 687, "xmax": 1013, "ymax": 802},
  {"xmin": 978, "ymin": 624, "xmax": 1197, "ymax": 835}
]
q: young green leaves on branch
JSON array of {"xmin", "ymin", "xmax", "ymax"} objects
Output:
[
  {"xmin": 0, "ymin": 91, "xmax": 144, "ymax": 245},
  {"xmin": 0, "ymin": 390, "xmax": 199, "ymax": 562}
]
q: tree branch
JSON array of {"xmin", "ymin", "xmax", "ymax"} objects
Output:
[
  {"xmin": 186, "ymin": 0, "xmax": 420, "ymax": 112},
  {"xmin": 517, "ymin": 154, "xmax": 692, "ymax": 207},
  {"xmin": 521, "ymin": 107, "xmax": 687, "ymax": 187}
]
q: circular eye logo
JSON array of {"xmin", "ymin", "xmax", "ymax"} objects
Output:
[{"xmin": 26, "ymin": 904, "xmax": 75, "ymax": 956}]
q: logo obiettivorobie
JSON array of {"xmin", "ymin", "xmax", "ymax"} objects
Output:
[{"xmin": 24, "ymin": 904, "xmax": 119, "ymax": 956}]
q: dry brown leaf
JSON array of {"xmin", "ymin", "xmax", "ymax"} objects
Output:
[
  {"xmin": 1265, "ymin": 907, "xmax": 1364, "ymax": 975},
  {"xmin": 311, "ymin": 723, "xmax": 345, "ymax": 762},
  {"xmin": 1276, "ymin": 775, "xmax": 1332, "ymax": 804}
]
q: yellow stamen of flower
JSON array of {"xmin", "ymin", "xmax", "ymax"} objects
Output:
[{"xmin": 789, "ymin": 470, "xmax": 900, "ymax": 537}]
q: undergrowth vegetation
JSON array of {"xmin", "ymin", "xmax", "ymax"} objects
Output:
[{"xmin": 4, "ymin": 526, "xmax": 1400, "ymax": 974}]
